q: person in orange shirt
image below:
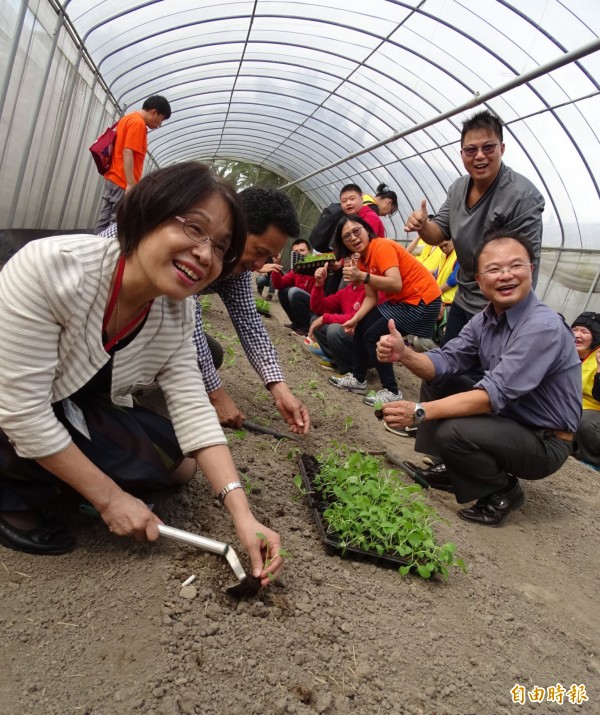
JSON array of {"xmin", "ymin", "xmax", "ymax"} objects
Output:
[
  {"xmin": 95, "ymin": 95, "xmax": 171, "ymax": 234},
  {"xmin": 328, "ymin": 215, "xmax": 441, "ymax": 405}
]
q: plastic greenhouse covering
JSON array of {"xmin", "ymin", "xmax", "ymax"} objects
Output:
[{"xmin": 1, "ymin": 0, "xmax": 599, "ymax": 318}]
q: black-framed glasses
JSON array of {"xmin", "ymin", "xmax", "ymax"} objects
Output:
[
  {"xmin": 174, "ymin": 216, "xmax": 236, "ymax": 264},
  {"xmin": 460, "ymin": 142, "xmax": 500, "ymax": 157},
  {"xmin": 479, "ymin": 262, "xmax": 532, "ymax": 277},
  {"xmin": 341, "ymin": 226, "xmax": 364, "ymax": 242}
]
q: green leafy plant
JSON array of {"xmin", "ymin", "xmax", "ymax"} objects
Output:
[
  {"xmin": 306, "ymin": 447, "xmax": 466, "ymax": 579},
  {"xmin": 294, "ymin": 253, "xmax": 338, "ymax": 275},
  {"xmin": 343, "ymin": 416, "xmax": 354, "ymax": 432},
  {"xmin": 197, "ymin": 294, "xmax": 213, "ymax": 312},
  {"xmin": 241, "ymin": 473, "xmax": 255, "ymax": 494},
  {"xmin": 373, "ymin": 400, "xmax": 384, "ymax": 421},
  {"xmin": 255, "ymin": 297, "xmax": 271, "ymax": 315},
  {"xmin": 256, "ymin": 532, "xmax": 290, "ymax": 581},
  {"xmin": 293, "ymin": 473, "xmax": 308, "ymax": 495},
  {"xmin": 224, "ymin": 344, "xmax": 237, "ymax": 367}
]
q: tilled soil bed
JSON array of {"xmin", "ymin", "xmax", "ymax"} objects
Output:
[{"xmin": 1, "ymin": 293, "xmax": 599, "ymax": 715}]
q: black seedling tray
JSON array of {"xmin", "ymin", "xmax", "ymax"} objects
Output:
[
  {"xmin": 293, "ymin": 254, "xmax": 336, "ymax": 275},
  {"xmin": 297, "ymin": 453, "xmax": 410, "ymax": 569}
]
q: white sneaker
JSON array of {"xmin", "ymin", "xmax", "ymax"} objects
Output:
[
  {"xmin": 328, "ymin": 373, "xmax": 368, "ymax": 394},
  {"xmin": 384, "ymin": 423, "xmax": 417, "ymax": 437},
  {"xmin": 363, "ymin": 388, "xmax": 403, "ymax": 406}
]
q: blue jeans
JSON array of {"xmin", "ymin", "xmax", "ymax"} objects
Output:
[
  {"xmin": 278, "ymin": 287, "xmax": 311, "ymax": 331},
  {"xmin": 256, "ymin": 274, "xmax": 274, "ymax": 295},
  {"xmin": 313, "ymin": 323, "xmax": 353, "ymax": 374}
]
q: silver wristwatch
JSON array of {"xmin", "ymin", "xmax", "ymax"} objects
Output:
[{"xmin": 412, "ymin": 403, "xmax": 426, "ymax": 426}]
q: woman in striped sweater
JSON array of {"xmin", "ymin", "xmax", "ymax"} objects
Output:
[{"xmin": 0, "ymin": 162, "xmax": 284, "ymax": 583}]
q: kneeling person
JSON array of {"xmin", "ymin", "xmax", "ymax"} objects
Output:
[
  {"xmin": 270, "ymin": 239, "xmax": 316, "ymax": 335},
  {"xmin": 309, "ymin": 262, "xmax": 366, "ymax": 374},
  {"xmin": 376, "ymin": 231, "xmax": 581, "ymax": 527}
]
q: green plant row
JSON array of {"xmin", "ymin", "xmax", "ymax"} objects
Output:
[
  {"xmin": 255, "ymin": 297, "xmax": 271, "ymax": 314},
  {"xmin": 296, "ymin": 252, "xmax": 336, "ymax": 265},
  {"xmin": 307, "ymin": 447, "xmax": 466, "ymax": 579}
]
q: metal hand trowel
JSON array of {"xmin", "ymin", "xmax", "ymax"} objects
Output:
[{"xmin": 157, "ymin": 524, "xmax": 261, "ymax": 597}]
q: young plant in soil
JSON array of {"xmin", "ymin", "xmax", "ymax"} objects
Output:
[
  {"xmin": 307, "ymin": 447, "xmax": 466, "ymax": 579},
  {"xmin": 255, "ymin": 297, "xmax": 271, "ymax": 315},
  {"xmin": 256, "ymin": 532, "xmax": 289, "ymax": 581}
]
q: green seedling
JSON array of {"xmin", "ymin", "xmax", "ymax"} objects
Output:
[
  {"xmin": 233, "ymin": 429, "xmax": 247, "ymax": 440},
  {"xmin": 294, "ymin": 253, "xmax": 336, "ymax": 274},
  {"xmin": 255, "ymin": 297, "xmax": 271, "ymax": 315},
  {"xmin": 343, "ymin": 415, "xmax": 354, "ymax": 433},
  {"xmin": 306, "ymin": 448, "xmax": 466, "ymax": 579},
  {"xmin": 241, "ymin": 473, "xmax": 255, "ymax": 495},
  {"xmin": 373, "ymin": 401, "xmax": 384, "ymax": 421},
  {"xmin": 293, "ymin": 473, "xmax": 309, "ymax": 495},
  {"xmin": 256, "ymin": 532, "xmax": 290, "ymax": 581},
  {"xmin": 224, "ymin": 344, "xmax": 236, "ymax": 367},
  {"xmin": 197, "ymin": 295, "xmax": 213, "ymax": 312},
  {"xmin": 286, "ymin": 445, "xmax": 302, "ymax": 461}
]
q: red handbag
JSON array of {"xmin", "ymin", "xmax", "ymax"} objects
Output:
[{"xmin": 89, "ymin": 121, "xmax": 118, "ymax": 175}]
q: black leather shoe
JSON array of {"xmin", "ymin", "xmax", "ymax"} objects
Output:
[
  {"xmin": 458, "ymin": 482, "xmax": 524, "ymax": 527},
  {"xmin": 0, "ymin": 514, "xmax": 75, "ymax": 555},
  {"xmin": 401, "ymin": 460, "xmax": 454, "ymax": 492}
]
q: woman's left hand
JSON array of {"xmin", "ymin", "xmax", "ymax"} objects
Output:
[{"xmin": 234, "ymin": 514, "xmax": 285, "ymax": 586}]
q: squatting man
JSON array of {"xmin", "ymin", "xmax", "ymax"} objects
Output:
[{"xmin": 376, "ymin": 232, "xmax": 581, "ymax": 527}]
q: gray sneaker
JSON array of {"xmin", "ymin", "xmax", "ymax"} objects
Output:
[
  {"xmin": 328, "ymin": 373, "xmax": 368, "ymax": 394},
  {"xmin": 363, "ymin": 388, "xmax": 402, "ymax": 406}
]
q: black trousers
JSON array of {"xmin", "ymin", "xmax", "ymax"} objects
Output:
[{"xmin": 415, "ymin": 378, "xmax": 572, "ymax": 503}]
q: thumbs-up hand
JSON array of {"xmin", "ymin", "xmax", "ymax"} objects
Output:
[
  {"xmin": 314, "ymin": 263, "xmax": 328, "ymax": 286},
  {"xmin": 404, "ymin": 198, "xmax": 428, "ymax": 233},
  {"xmin": 376, "ymin": 319, "xmax": 406, "ymax": 363},
  {"xmin": 342, "ymin": 254, "xmax": 361, "ymax": 284}
]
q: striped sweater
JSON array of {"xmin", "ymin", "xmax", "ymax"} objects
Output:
[{"xmin": 0, "ymin": 234, "xmax": 225, "ymax": 459}]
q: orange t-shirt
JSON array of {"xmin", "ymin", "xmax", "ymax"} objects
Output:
[
  {"xmin": 358, "ymin": 238, "xmax": 441, "ymax": 305},
  {"xmin": 104, "ymin": 112, "xmax": 148, "ymax": 189}
]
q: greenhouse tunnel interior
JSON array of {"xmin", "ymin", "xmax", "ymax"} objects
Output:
[{"xmin": 1, "ymin": 0, "xmax": 600, "ymax": 321}]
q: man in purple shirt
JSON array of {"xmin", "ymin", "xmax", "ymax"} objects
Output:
[{"xmin": 376, "ymin": 231, "xmax": 581, "ymax": 527}]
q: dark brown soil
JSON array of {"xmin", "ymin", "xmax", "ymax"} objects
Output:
[{"xmin": 1, "ymin": 293, "xmax": 598, "ymax": 715}]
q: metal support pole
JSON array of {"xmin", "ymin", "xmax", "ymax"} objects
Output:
[
  {"xmin": 282, "ymin": 37, "xmax": 600, "ymax": 188},
  {"xmin": 5, "ymin": 3, "xmax": 70, "ymax": 227},
  {"xmin": 0, "ymin": 0, "xmax": 28, "ymax": 127}
]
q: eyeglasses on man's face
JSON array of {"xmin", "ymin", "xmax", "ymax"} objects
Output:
[
  {"xmin": 174, "ymin": 216, "xmax": 236, "ymax": 264},
  {"xmin": 341, "ymin": 226, "xmax": 364, "ymax": 242},
  {"xmin": 461, "ymin": 142, "xmax": 500, "ymax": 158},
  {"xmin": 479, "ymin": 262, "xmax": 532, "ymax": 277}
]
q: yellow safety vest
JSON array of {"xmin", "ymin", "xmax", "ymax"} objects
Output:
[
  {"xmin": 581, "ymin": 349, "xmax": 600, "ymax": 410},
  {"xmin": 437, "ymin": 250, "xmax": 458, "ymax": 304}
]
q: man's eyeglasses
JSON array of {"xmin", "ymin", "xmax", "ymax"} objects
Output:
[
  {"xmin": 461, "ymin": 142, "xmax": 500, "ymax": 158},
  {"xmin": 175, "ymin": 216, "xmax": 236, "ymax": 264},
  {"xmin": 341, "ymin": 226, "xmax": 364, "ymax": 242},
  {"xmin": 479, "ymin": 263, "xmax": 532, "ymax": 277}
]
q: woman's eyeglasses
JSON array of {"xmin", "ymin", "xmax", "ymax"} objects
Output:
[
  {"xmin": 175, "ymin": 216, "xmax": 236, "ymax": 264},
  {"xmin": 341, "ymin": 226, "xmax": 363, "ymax": 242}
]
